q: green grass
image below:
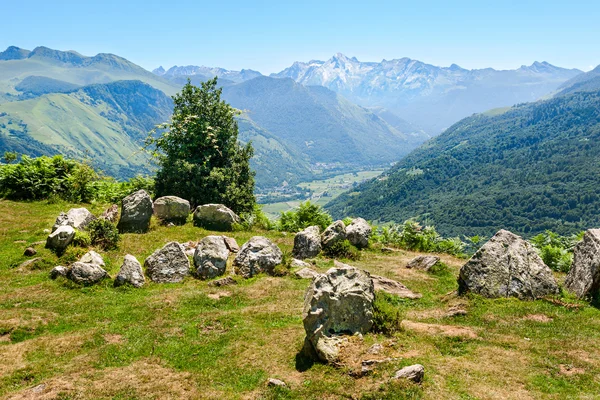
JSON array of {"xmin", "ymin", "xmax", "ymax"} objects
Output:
[{"xmin": 1, "ymin": 200, "xmax": 600, "ymax": 399}]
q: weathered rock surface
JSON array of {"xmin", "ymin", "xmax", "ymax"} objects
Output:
[
  {"xmin": 67, "ymin": 262, "xmax": 108, "ymax": 285},
  {"xmin": 267, "ymin": 378, "xmax": 287, "ymax": 388},
  {"xmin": 114, "ymin": 255, "xmax": 145, "ymax": 288},
  {"xmin": 458, "ymin": 229, "xmax": 559, "ymax": 299},
  {"xmin": 144, "ymin": 242, "xmax": 190, "ymax": 283},
  {"xmin": 295, "ymin": 267, "xmax": 320, "ymax": 279},
  {"xmin": 565, "ymin": 229, "xmax": 600, "ymax": 299},
  {"xmin": 371, "ymin": 274, "xmax": 422, "ymax": 299},
  {"xmin": 293, "ymin": 226, "xmax": 322, "ymax": 259},
  {"xmin": 393, "ymin": 364, "xmax": 425, "ymax": 383},
  {"xmin": 222, "ymin": 236, "xmax": 240, "ymax": 253},
  {"xmin": 52, "ymin": 208, "xmax": 96, "ymax": 232},
  {"xmin": 233, "ymin": 236, "xmax": 283, "ymax": 278},
  {"xmin": 45, "ymin": 225, "xmax": 75, "ymax": 252},
  {"xmin": 346, "ymin": 218, "xmax": 372, "ymax": 248},
  {"xmin": 117, "ymin": 190, "xmax": 153, "ymax": 233},
  {"xmin": 302, "ymin": 263, "xmax": 375, "ymax": 363},
  {"xmin": 102, "ymin": 204, "xmax": 119, "ymax": 223},
  {"xmin": 321, "ymin": 220, "xmax": 346, "ymax": 249},
  {"xmin": 153, "ymin": 196, "xmax": 190, "ymax": 224},
  {"xmin": 193, "ymin": 204, "xmax": 240, "ymax": 231},
  {"xmin": 79, "ymin": 251, "xmax": 104, "ymax": 266},
  {"xmin": 291, "ymin": 258, "xmax": 311, "ymax": 268},
  {"xmin": 194, "ymin": 235, "xmax": 230, "ymax": 279},
  {"xmin": 49, "ymin": 266, "xmax": 67, "ymax": 279},
  {"xmin": 406, "ymin": 255, "xmax": 440, "ymax": 271},
  {"xmin": 209, "ymin": 276, "xmax": 237, "ymax": 287}
]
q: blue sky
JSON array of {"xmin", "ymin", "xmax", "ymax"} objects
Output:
[{"xmin": 2, "ymin": 0, "xmax": 598, "ymax": 73}]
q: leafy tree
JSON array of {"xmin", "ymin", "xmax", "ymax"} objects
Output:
[{"xmin": 146, "ymin": 78, "xmax": 255, "ymax": 214}]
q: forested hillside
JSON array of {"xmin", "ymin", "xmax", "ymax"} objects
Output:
[{"xmin": 327, "ymin": 89, "xmax": 600, "ymax": 237}]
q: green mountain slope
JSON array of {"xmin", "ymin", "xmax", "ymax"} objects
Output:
[
  {"xmin": 0, "ymin": 80, "xmax": 173, "ymax": 178},
  {"xmin": 556, "ymin": 65, "xmax": 600, "ymax": 96},
  {"xmin": 327, "ymin": 90, "xmax": 600, "ymax": 237},
  {"xmin": 222, "ymin": 77, "xmax": 427, "ymax": 168}
]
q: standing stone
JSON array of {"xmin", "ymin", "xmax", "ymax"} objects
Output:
[
  {"xmin": 321, "ymin": 220, "xmax": 347, "ymax": 249},
  {"xmin": 115, "ymin": 255, "xmax": 145, "ymax": 288},
  {"xmin": 67, "ymin": 262, "xmax": 108, "ymax": 285},
  {"xmin": 153, "ymin": 196, "xmax": 190, "ymax": 225},
  {"xmin": 458, "ymin": 229, "xmax": 559, "ymax": 299},
  {"xmin": 233, "ymin": 236, "xmax": 283, "ymax": 278},
  {"xmin": 222, "ymin": 236, "xmax": 240, "ymax": 253},
  {"xmin": 406, "ymin": 255, "xmax": 440, "ymax": 271},
  {"xmin": 565, "ymin": 229, "xmax": 600, "ymax": 299},
  {"xmin": 293, "ymin": 226, "xmax": 322, "ymax": 259},
  {"xmin": 194, "ymin": 235, "xmax": 230, "ymax": 279},
  {"xmin": 45, "ymin": 225, "xmax": 75, "ymax": 252},
  {"xmin": 193, "ymin": 204, "xmax": 240, "ymax": 231},
  {"xmin": 79, "ymin": 251, "xmax": 105, "ymax": 266},
  {"xmin": 302, "ymin": 263, "xmax": 375, "ymax": 363},
  {"xmin": 144, "ymin": 242, "xmax": 190, "ymax": 283},
  {"xmin": 102, "ymin": 204, "xmax": 119, "ymax": 223},
  {"xmin": 346, "ymin": 218, "xmax": 372, "ymax": 248},
  {"xmin": 117, "ymin": 190, "xmax": 153, "ymax": 233},
  {"xmin": 52, "ymin": 208, "xmax": 96, "ymax": 232}
]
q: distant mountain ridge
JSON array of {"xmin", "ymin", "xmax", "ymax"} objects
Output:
[
  {"xmin": 154, "ymin": 65, "xmax": 262, "ymax": 83},
  {"xmin": 272, "ymin": 53, "xmax": 582, "ymax": 133}
]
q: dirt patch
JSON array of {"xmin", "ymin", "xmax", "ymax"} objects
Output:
[
  {"xmin": 0, "ymin": 308, "xmax": 58, "ymax": 335},
  {"xmin": 207, "ymin": 291, "xmax": 231, "ymax": 300},
  {"xmin": 401, "ymin": 320, "xmax": 478, "ymax": 339},
  {"xmin": 523, "ymin": 314, "xmax": 553, "ymax": 323},
  {"xmin": 559, "ymin": 364, "xmax": 585, "ymax": 376},
  {"xmin": 102, "ymin": 334, "xmax": 124, "ymax": 344}
]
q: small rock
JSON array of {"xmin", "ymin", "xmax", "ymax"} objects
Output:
[
  {"xmin": 209, "ymin": 276, "xmax": 237, "ymax": 287},
  {"xmin": 31, "ymin": 384, "xmax": 46, "ymax": 394},
  {"xmin": 345, "ymin": 218, "xmax": 372, "ymax": 248},
  {"xmin": 45, "ymin": 225, "xmax": 75, "ymax": 252},
  {"xmin": 117, "ymin": 189, "xmax": 154, "ymax": 233},
  {"xmin": 79, "ymin": 250, "xmax": 105, "ymax": 266},
  {"xmin": 267, "ymin": 378, "xmax": 287, "ymax": 388},
  {"xmin": 102, "ymin": 204, "xmax": 119, "ymax": 223},
  {"xmin": 114, "ymin": 255, "xmax": 145, "ymax": 288},
  {"xmin": 67, "ymin": 262, "xmax": 108, "ymax": 285},
  {"xmin": 381, "ymin": 247, "xmax": 396, "ymax": 253},
  {"xmin": 153, "ymin": 196, "xmax": 190, "ymax": 225},
  {"xmin": 370, "ymin": 272, "xmax": 422, "ymax": 299},
  {"xmin": 222, "ymin": 236, "xmax": 240, "ymax": 253},
  {"xmin": 23, "ymin": 247, "xmax": 37, "ymax": 256},
  {"xmin": 144, "ymin": 242, "xmax": 190, "ymax": 283},
  {"xmin": 293, "ymin": 226, "xmax": 322, "ymax": 259},
  {"xmin": 295, "ymin": 267, "xmax": 320, "ymax": 279},
  {"xmin": 233, "ymin": 236, "xmax": 283, "ymax": 278},
  {"xmin": 193, "ymin": 204, "xmax": 240, "ymax": 231},
  {"xmin": 291, "ymin": 258, "xmax": 310, "ymax": 268},
  {"xmin": 50, "ymin": 266, "xmax": 68, "ymax": 279},
  {"xmin": 406, "ymin": 255, "xmax": 440, "ymax": 271},
  {"xmin": 446, "ymin": 307, "xmax": 468, "ymax": 317},
  {"xmin": 194, "ymin": 235, "xmax": 230, "ymax": 279},
  {"xmin": 17, "ymin": 258, "xmax": 41, "ymax": 270},
  {"xmin": 321, "ymin": 220, "xmax": 346, "ymax": 249},
  {"xmin": 367, "ymin": 343, "xmax": 384, "ymax": 354},
  {"xmin": 393, "ymin": 364, "xmax": 425, "ymax": 383}
]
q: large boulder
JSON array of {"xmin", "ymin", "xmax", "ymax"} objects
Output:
[
  {"xmin": 345, "ymin": 218, "xmax": 372, "ymax": 248},
  {"xmin": 67, "ymin": 262, "xmax": 108, "ymax": 285},
  {"xmin": 233, "ymin": 236, "xmax": 283, "ymax": 278},
  {"xmin": 153, "ymin": 196, "xmax": 190, "ymax": 225},
  {"xmin": 194, "ymin": 235, "xmax": 230, "ymax": 279},
  {"xmin": 458, "ymin": 229, "xmax": 559, "ymax": 299},
  {"xmin": 52, "ymin": 207, "xmax": 96, "ymax": 232},
  {"xmin": 293, "ymin": 226, "xmax": 322, "ymax": 259},
  {"xmin": 302, "ymin": 263, "xmax": 375, "ymax": 363},
  {"xmin": 117, "ymin": 190, "xmax": 153, "ymax": 233},
  {"xmin": 321, "ymin": 220, "xmax": 346, "ymax": 249},
  {"xmin": 144, "ymin": 242, "xmax": 190, "ymax": 283},
  {"xmin": 115, "ymin": 255, "xmax": 145, "ymax": 288},
  {"xmin": 193, "ymin": 204, "xmax": 240, "ymax": 231},
  {"xmin": 45, "ymin": 225, "xmax": 75, "ymax": 252},
  {"xmin": 565, "ymin": 229, "xmax": 600, "ymax": 299}
]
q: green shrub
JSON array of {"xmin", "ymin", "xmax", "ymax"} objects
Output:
[
  {"xmin": 235, "ymin": 204, "xmax": 275, "ymax": 231},
  {"xmin": 372, "ymin": 292, "xmax": 403, "ymax": 334},
  {"xmin": 59, "ymin": 247, "xmax": 87, "ymax": 264},
  {"xmin": 530, "ymin": 230, "xmax": 582, "ymax": 272},
  {"xmin": 278, "ymin": 201, "xmax": 332, "ymax": 232},
  {"xmin": 322, "ymin": 239, "xmax": 361, "ymax": 260},
  {"xmin": 72, "ymin": 231, "xmax": 91, "ymax": 248},
  {"xmin": 272, "ymin": 251, "xmax": 293, "ymax": 276},
  {"xmin": 88, "ymin": 219, "xmax": 120, "ymax": 250}
]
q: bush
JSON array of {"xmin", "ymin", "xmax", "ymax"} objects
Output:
[
  {"xmin": 272, "ymin": 251, "xmax": 293, "ymax": 276},
  {"xmin": 72, "ymin": 231, "xmax": 91, "ymax": 248},
  {"xmin": 372, "ymin": 292, "xmax": 403, "ymax": 334},
  {"xmin": 530, "ymin": 230, "xmax": 582, "ymax": 272},
  {"xmin": 88, "ymin": 219, "xmax": 120, "ymax": 250},
  {"xmin": 278, "ymin": 201, "xmax": 333, "ymax": 233},
  {"xmin": 322, "ymin": 239, "xmax": 361, "ymax": 260},
  {"xmin": 235, "ymin": 204, "xmax": 275, "ymax": 231}
]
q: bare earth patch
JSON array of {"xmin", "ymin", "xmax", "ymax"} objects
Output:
[
  {"xmin": 559, "ymin": 364, "xmax": 585, "ymax": 376},
  {"xmin": 102, "ymin": 334, "xmax": 124, "ymax": 344},
  {"xmin": 401, "ymin": 320, "xmax": 478, "ymax": 339},
  {"xmin": 523, "ymin": 314, "xmax": 553, "ymax": 323}
]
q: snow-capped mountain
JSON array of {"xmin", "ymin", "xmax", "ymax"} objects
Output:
[
  {"xmin": 153, "ymin": 65, "xmax": 262, "ymax": 83},
  {"xmin": 272, "ymin": 54, "xmax": 582, "ymax": 132}
]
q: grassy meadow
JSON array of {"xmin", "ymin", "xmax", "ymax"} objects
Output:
[{"xmin": 1, "ymin": 200, "xmax": 600, "ymax": 399}]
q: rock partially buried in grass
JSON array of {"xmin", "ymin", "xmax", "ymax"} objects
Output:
[
  {"xmin": 345, "ymin": 218, "xmax": 372, "ymax": 248},
  {"xmin": 295, "ymin": 267, "xmax": 319, "ymax": 279},
  {"xmin": 153, "ymin": 196, "xmax": 190, "ymax": 225},
  {"xmin": 194, "ymin": 235, "xmax": 230, "ymax": 279},
  {"xmin": 193, "ymin": 204, "xmax": 240, "ymax": 231},
  {"xmin": 115, "ymin": 255, "xmax": 145, "ymax": 288},
  {"xmin": 50, "ymin": 266, "xmax": 68, "ymax": 279},
  {"xmin": 79, "ymin": 250, "xmax": 105, "ymax": 266},
  {"xmin": 67, "ymin": 262, "xmax": 109, "ymax": 285},
  {"xmin": 321, "ymin": 220, "xmax": 346, "ymax": 249},
  {"xmin": 370, "ymin": 273, "xmax": 422, "ymax": 299},
  {"xmin": 145, "ymin": 242, "xmax": 190, "ymax": 283},
  {"xmin": 458, "ymin": 229, "xmax": 559, "ymax": 299},
  {"xmin": 565, "ymin": 229, "xmax": 600, "ymax": 299},
  {"xmin": 46, "ymin": 225, "xmax": 75, "ymax": 252},
  {"xmin": 406, "ymin": 255, "xmax": 440, "ymax": 271},
  {"xmin": 302, "ymin": 263, "xmax": 375, "ymax": 363},
  {"xmin": 52, "ymin": 208, "xmax": 96, "ymax": 232},
  {"xmin": 293, "ymin": 226, "xmax": 322, "ymax": 259},
  {"xmin": 393, "ymin": 364, "xmax": 424, "ymax": 383},
  {"xmin": 233, "ymin": 236, "xmax": 283, "ymax": 278},
  {"xmin": 24, "ymin": 247, "xmax": 37, "ymax": 256},
  {"xmin": 208, "ymin": 276, "xmax": 236, "ymax": 287},
  {"xmin": 267, "ymin": 378, "xmax": 287, "ymax": 388},
  {"xmin": 117, "ymin": 189, "xmax": 153, "ymax": 233}
]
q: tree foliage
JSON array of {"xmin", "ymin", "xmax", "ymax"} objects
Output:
[{"xmin": 147, "ymin": 78, "xmax": 255, "ymax": 214}]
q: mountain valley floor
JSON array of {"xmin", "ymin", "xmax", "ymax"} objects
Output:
[{"xmin": 1, "ymin": 200, "xmax": 600, "ymax": 399}]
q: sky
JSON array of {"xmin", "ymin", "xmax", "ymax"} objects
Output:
[{"xmin": 1, "ymin": 0, "xmax": 599, "ymax": 74}]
